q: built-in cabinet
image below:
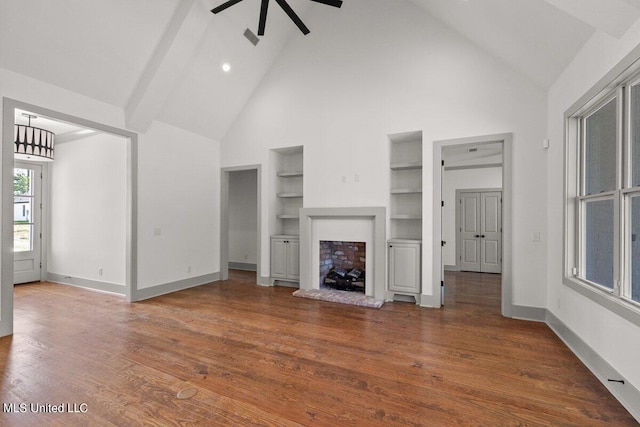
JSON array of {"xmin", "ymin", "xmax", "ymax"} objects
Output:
[
  {"xmin": 387, "ymin": 239, "xmax": 421, "ymax": 302},
  {"xmin": 270, "ymin": 146, "xmax": 303, "ymax": 284},
  {"xmin": 388, "ymin": 132, "xmax": 422, "ymax": 302},
  {"xmin": 270, "ymin": 236, "xmax": 300, "ymax": 282}
]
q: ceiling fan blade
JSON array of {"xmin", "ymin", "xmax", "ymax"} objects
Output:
[
  {"xmin": 258, "ymin": 0, "xmax": 270, "ymax": 36},
  {"xmin": 275, "ymin": 0, "xmax": 310, "ymax": 35},
  {"xmin": 309, "ymin": 0, "xmax": 343, "ymax": 7},
  {"xmin": 211, "ymin": 0, "xmax": 245, "ymax": 14}
]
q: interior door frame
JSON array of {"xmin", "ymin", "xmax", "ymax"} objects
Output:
[
  {"xmin": 432, "ymin": 133, "xmax": 513, "ymax": 317},
  {"xmin": 220, "ymin": 165, "xmax": 262, "ymax": 282},
  {"xmin": 455, "ymin": 188, "xmax": 503, "ymax": 273},
  {"xmin": 2, "ymin": 97, "xmax": 138, "ymax": 337}
]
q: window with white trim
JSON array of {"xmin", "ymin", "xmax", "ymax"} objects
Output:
[{"xmin": 570, "ymin": 75, "xmax": 640, "ymax": 307}]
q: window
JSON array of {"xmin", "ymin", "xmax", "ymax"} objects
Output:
[
  {"xmin": 571, "ymin": 77, "xmax": 640, "ymax": 307},
  {"xmin": 13, "ymin": 167, "xmax": 34, "ymax": 252}
]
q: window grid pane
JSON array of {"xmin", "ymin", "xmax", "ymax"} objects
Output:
[
  {"xmin": 631, "ymin": 195, "xmax": 640, "ymax": 302},
  {"xmin": 632, "ymin": 85, "xmax": 640, "ymax": 187},
  {"xmin": 584, "ymin": 99, "xmax": 617, "ymax": 195},
  {"xmin": 584, "ymin": 199, "xmax": 615, "ymax": 289},
  {"xmin": 14, "ymin": 223, "xmax": 32, "ymax": 252}
]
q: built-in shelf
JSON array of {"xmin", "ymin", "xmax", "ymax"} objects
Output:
[
  {"xmin": 390, "ymin": 131, "xmax": 422, "ymax": 240},
  {"xmin": 277, "ymin": 214, "xmax": 299, "ymax": 219},
  {"xmin": 390, "ymin": 214, "xmax": 422, "ymax": 220},
  {"xmin": 277, "ymin": 171, "xmax": 303, "ymax": 178},
  {"xmin": 272, "ymin": 146, "xmax": 304, "ymax": 237},
  {"xmin": 391, "ymin": 188, "xmax": 422, "ymax": 194},
  {"xmin": 277, "ymin": 192, "xmax": 304, "ymax": 198},
  {"xmin": 390, "ymin": 162, "xmax": 422, "ymax": 171}
]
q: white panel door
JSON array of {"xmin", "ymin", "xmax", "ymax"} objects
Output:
[
  {"xmin": 458, "ymin": 191, "xmax": 502, "ymax": 273},
  {"xmin": 481, "ymin": 192, "xmax": 502, "ymax": 273},
  {"xmin": 459, "ymin": 192, "xmax": 481, "ymax": 272},
  {"xmin": 14, "ymin": 162, "xmax": 42, "ymax": 284}
]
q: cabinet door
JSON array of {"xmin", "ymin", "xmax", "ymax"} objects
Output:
[
  {"xmin": 286, "ymin": 240, "xmax": 300, "ymax": 280},
  {"xmin": 271, "ymin": 239, "xmax": 288, "ymax": 279},
  {"xmin": 388, "ymin": 243, "xmax": 420, "ymax": 292}
]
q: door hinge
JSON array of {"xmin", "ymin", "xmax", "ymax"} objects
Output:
[
  {"xmin": 441, "ymin": 241, "xmax": 446, "ymax": 247},
  {"xmin": 441, "ymin": 160, "xmax": 445, "ymax": 166},
  {"xmin": 441, "ymin": 201, "xmax": 444, "ymax": 207},
  {"xmin": 441, "ymin": 280, "xmax": 444, "ymax": 287}
]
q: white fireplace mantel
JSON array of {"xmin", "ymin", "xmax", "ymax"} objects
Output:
[{"xmin": 299, "ymin": 207, "xmax": 386, "ymax": 301}]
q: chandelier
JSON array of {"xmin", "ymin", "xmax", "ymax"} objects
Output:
[{"xmin": 14, "ymin": 114, "xmax": 55, "ymax": 162}]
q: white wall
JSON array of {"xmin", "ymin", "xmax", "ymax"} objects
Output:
[
  {"xmin": 49, "ymin": 133, "xmax": 126, "ymax": 285},
  {"xmin": 442, "ymin": 167, "xmax": 502, "ymax": 267},
  {"xmin": 0, "ymin": 68, "xmax": 221, "ymax": 294},
  {"xmin": 137, "ymin": 121, "xmax": 220, "ymax": 289},
  {"xmin": 221, "ymin": 0, "xmax": 548, "ymax": 308},
  {"xmin": 547, "ymin": 22, "xmax": 640, "ymax": 395},
  {"xmin": 228, "ymin": 169, "xmax": 257, "ymax": 266}
]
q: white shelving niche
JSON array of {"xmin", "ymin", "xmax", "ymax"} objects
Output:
[
  {"xmin": 389, "ymin": 131, "xmax": 422, "ymax": 240},
  {"xmin": 270, "ymin": 146, "xmax": 303, "ymax": 286},
  {"xmin": 388, "ymin": 131, "xmax": 422, "ymax": 303}
]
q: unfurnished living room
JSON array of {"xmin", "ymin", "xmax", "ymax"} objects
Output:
[{"xmin": 1, "ymin": 0, "xmax": 639, "ymax": 425}]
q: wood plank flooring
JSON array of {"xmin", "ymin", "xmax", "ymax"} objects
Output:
[{"xmin": 0, "ymin": 270, "xmax": 635, "ymax": 426}]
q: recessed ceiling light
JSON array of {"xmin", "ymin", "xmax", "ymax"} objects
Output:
[{"xmin": 222, "ymin": 63, "xmax": 231, "ymax": 73}]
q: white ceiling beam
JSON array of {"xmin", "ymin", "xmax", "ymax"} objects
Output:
[
  {"xmin": 125, "ymin": 0, "xmax": 210, "ymax": 133},
  {"xmin": 543, "ymin": 0, "xmax": 640, "ymax": 38}
]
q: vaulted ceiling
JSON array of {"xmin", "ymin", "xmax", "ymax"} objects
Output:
[{"xmin": 2, "ymin": 0, "xmax": 639, "ymax": 141}]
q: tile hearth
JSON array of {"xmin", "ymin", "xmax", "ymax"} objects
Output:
[{"xmin": 292, "ymin": 288, "xmax": 384, "ymax": 309}]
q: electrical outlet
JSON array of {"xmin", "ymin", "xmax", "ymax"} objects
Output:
[
  {"xmin": 98, "ymin": 267, "xmax": 103, "ymax": 276},
  {"xmin": 187, "ymin": 266, "xmax": 191, "ymax": 274}
]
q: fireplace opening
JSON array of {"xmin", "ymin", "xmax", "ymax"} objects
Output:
[{"xmin": 319, "ymin": 241, "xmax": 366, "ymax": 293}]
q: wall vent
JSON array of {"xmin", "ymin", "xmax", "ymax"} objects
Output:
[{"xmin": 244, "ymin": 28, "xmax": 260, "ymax": 46}]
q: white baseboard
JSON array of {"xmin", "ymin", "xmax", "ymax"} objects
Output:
[
  {"xmin": 511, "ymin": 305, "xmax": 546, "ymax": 322},
  {"xmin": 47, "ymin": 273, "xmax": 125, "ymax": 295},
  {"xmin": 133, "ymin": 272, "xmax": 220, "ymax": 301},
  {"xmin": 228, "ymin": 262, "xmax": 257, "ymax": 271},
  {"xmin": 546, "ymin": 310, "xmax": 640, "ymax": 422}
]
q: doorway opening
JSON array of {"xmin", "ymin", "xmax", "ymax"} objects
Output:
[
  {"xmin": 220, "ymin": 165, "xmax": 261, "ymax": 284},
  {"xmin": 433, "ymin": 133, "xmax": 512, "ymax": 317},
  {"xmin": 2, "ymin": 98, "xmax": 138, "ymax": 337}
]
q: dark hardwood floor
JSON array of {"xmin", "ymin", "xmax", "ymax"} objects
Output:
[{"xmin": 0, "ymin": 271, "xmax": 635, "ymax": 426}]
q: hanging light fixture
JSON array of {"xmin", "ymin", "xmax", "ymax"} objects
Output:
[{"xmin": 14, "ymin": 114, "xmax": 55, "ymax": 162}]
